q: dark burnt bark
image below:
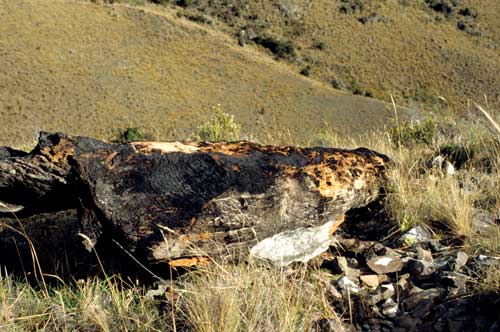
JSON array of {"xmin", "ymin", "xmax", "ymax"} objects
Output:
[{"xmin": 0, "ymin": 132, "xmax": 389, "ymax": 268}]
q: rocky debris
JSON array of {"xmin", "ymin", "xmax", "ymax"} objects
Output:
[
  {"xmin": 360, "ymin": 274, "xmax": 379, "ymax": 289},
  {"xmin": 320, "ymin": 225, "xmax": 500, "ymax": 332},
  {"xmin": 367, "ymin": 255, "xmax": 403, "ymax": 274},
  {"xmin": 399, "ymin": 225, "xmax": 433, "ymax": 244},
  {"xmin": 425, "ymin": 0, "xmax": 460, "ymax": 16},
  {"xmin": 381, "ymin": 298, "xmax": 399, "ymax": 318},
  {"xmin": 432, "ymin": 155, "xmax": 456, "ymax": 176},
  {"xmin": 337, "ymin": 276, "xmax": 361, "ymax": 295},
  {"xmin": 333, "ymin": 256, "xmax": 361, "ymax": 281},
  {"xmin": 433, "ymin": 295, "xmax": 500, "ymax": 332},
  {"xmin": 453, "ymin": 251, "xmax": 468, "ymax": 271}
]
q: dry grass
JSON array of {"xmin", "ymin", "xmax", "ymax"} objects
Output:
[
  {"xmin": 0, "ymin": 262, "xmax": 341, "ymax": 332},
  {"xmin": 176, "ymin": 263, "xmax": 340, "ymax": 332},
  {"xmin": 0, "ymin": 274, "xmax": 167, "ymax": 332},
  {"xmin": 377, "ymin": 107, "xmax": 500, "ymax": 257}
]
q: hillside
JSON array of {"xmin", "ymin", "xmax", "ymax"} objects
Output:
[
  {"xmin": 1, "ymin": 0, "xmax": 499, "ymax": 148},
  {"xmin": 0, "ymin": 0, "xmax": 403, "ymax": 147},
  {"xmin": 185, "ymin": 0, "xmax": 500, "ymax": 110}
]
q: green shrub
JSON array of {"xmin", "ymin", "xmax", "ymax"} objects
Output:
[
  {"xmin": 390, "ymin": 118, "xmax": 438, "ymax": 147},
  {"xmin": 330, "ymin": 78, "xmax": 346, "ymax": 90},
  {"xmin": 194, "ymin": 105, "xmax": 241, "ymax": 142},
  {"xmin": 300, "ymin": 66, "xmax": 311, "ymax": 77},
  {"xmin": 153, "ymin": 0, "xmax": 170, "ymax": 4},
  {"xmin": 338, "ymin": 0, "xmax": 365, "ymax": 14},
  {"xmin": 117, "ymin": 128, "xmax": 147, "ymax": 143},
  {"xmin": 175, "ymin": 0, "xmax": 201, "ymax": 8},
  {"xmin": 253, "ymin": 36, "xmax": 296, "ymax": 59},
  {"xmin": 313, "ymin": 41, "xmax": 326, "ymax": 50}
]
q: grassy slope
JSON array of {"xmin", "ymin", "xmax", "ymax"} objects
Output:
[
  {"xmin": 0, "ymin": 0, "xmax": 402, "ymax": 147},
  {"xmin": 204, "ymin": 0, "xmax": 500, "ymax": 111}
]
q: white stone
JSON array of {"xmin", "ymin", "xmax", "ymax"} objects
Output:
[
  {"xmin": 381, "ymin": 298, "xmax": 399, "ymax": 318},
  {"xmin": 250, "ymin": 219, "xmax": 336, "ymax": 266},
  {"xmin": 399, "ymin": 225, "xmax": 432, "ymax": 244},
  {"xmin": 337, "ymin": 276, "xmax": 360, "ymax": 294}
]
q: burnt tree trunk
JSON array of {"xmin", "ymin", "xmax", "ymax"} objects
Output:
[{"xmin": 0, "ymin": 132, "xmax": 389, "ymax": 268}]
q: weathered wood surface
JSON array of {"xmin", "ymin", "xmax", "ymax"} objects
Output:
[{"xmin": 0, "ymin": 132, "xmax": 389, "ymax": 267}]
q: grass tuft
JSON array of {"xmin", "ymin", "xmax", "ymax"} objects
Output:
[{"xmin": 176, "ymin": 262, "xmax": 341, "ymax": 332}]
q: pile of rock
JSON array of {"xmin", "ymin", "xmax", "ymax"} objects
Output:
[{"xmin": 316, "ymin": 225, "xmax": 500, "ymax": 332}]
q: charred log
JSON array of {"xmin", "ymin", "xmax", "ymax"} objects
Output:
[{"xmin": 0, "ymin": 132, "xmax": 389, "ymax": 269}]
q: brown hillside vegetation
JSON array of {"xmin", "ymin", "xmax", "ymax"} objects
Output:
[
  {"xmin": 189, "ymin": 0, "xmax": 500, "ymax": 109},
  {"xmin": 0, "ymin": 0, "xmax": 406, "ymax": 147}
]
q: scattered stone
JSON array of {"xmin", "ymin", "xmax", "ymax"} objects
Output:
[
  {"xmin": 311, "ymin": 270, "xmax": 344, "ymax": 302},
  {"xmin": 453, "ymin": 251, "xmax": 468, "ymax": 271},
  {"xmin": 475, "ymin": 211, "xmax": 496, "ymax": 233},
  {"xmin": 338, "ymin": 0, "xmax": 365, "ymax": 14},
  {"xmin": 360, "ymin": 274, "xmax": 379, "ymax": 289},
  {"xmin": 367, "ymin": 255, "xmax": 403, "ymax": 274},
  {"xmin": 443, "ymin": 160, "xmax": 455, "ymax": 175},
  {"xmin": 403, "ymin": 288, "xmax": 443, "ymax": 312},
  {"xmin": 417, "ymin": 247, "xmax": 433, "ymax": 262},
  {"xmin": 405, "ymin": 258, "xmax": 438, "ymax": 278},
  {"xmin": 395, "ymin": 273, "xmax": 411, "ymax": 292},
  {"xmin": 145, "ymin": 282, "xmax": 170, "ymax": 299},
  {"xmin": 459, "ymin": 7, "xmax": 478, "ymax": 18},
  {"xmin": 371, "ymin": 283, "xmax": 395, "ymax": 304},
  {"xmin": 336, "ymin": 237, "xmax": 357, "ymax": 249},
  {"xmin": 399, "ymin": 226, "xmax": 433, "ymax": 244},
  {"xmin": 371, "ymin": 243, "xmax": 400, "ymax": 257},
  {"xmin": 433, "ymin": 295, "xmax": 500, "ymax": 332},
  {"xmin": 441, "ymin": 271, "xmax": 469, "ymax": 289},
  {"xmin": 431, "ymin": 155, "xmax": 455, "ymax": 175},
  {"xmin": 347, "ymin": 257, "xmax": 360, "ymax": 268},
  {"xmin": 337, "ymin": 276, "xmax": 360, "ymax": 294},
  {"xmin": 381, "ymin": 298, "xmax": 399, "ymax": 318},
  {"xmin": 333, "ymin": 256, "xmax": 361, "ymax": 281},
  {"xmin": 394, "ymin": 313, "xmax": 421, "ymax": 330},
  {"xmin": 378, "ymin": 274, "xmax": 390, "ymax": 284}
]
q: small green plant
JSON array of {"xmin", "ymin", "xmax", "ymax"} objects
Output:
[
  {"xmin": 313, "ymin": 41, "xmax": 326, "ymax": 50},
  {"xmin": 194, "ymin": 105, "xmax": 241, "ymax": 142},
  {"xmin": 253, "ymin": 36, "xmax": 296, "ymax": 59},
  {"xmin": 389, "ymin": 118, "xmax": 438, "ymax": 148},
  {"xmin": 338, "ymin": 0, "xmax": 365, "ymax": 14},
  {"xmin": 300, "ymin": 66, "xmax": 311, "ymax": 77},
  {"xmin": 175, "ymin": 0, "xmax": 201, "ymax": 7},
  {"xmin": 118, "ymin": 127, "xmax": 147, "ymax": 143},
  {"xmin": 331, "ymin": 78, "xmax": 346, "ymax": 90}
]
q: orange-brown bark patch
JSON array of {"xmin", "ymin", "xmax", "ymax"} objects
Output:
[
  {"xmin": 329, "ymin": 214, "xmax": 346, "ymax": 236},
  {"xmin": 168, "ymin": 256, "xmax": 210, "ymax": 268},
  {"xmin": 39, "ymin": 137, "xmax": 75, "ymax": 164}
]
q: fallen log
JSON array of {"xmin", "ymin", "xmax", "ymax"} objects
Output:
[{"xmin": 0, "ymin": 132, "xmax": 389, "ymax": 268}]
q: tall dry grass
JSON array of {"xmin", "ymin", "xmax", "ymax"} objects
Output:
[
  {"xmin": 176, "ymin": 263, "xmax": 340, "ymax": 332},
  {"xmin": 0, "ymin": 273, "xmax": 167, "ymax": 332}
]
